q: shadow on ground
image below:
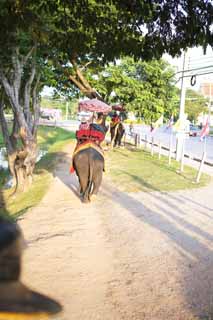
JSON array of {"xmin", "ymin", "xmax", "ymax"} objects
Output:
[{"xmin": 49, "ymin": 149, "xmax": 213, "ymax": 319}]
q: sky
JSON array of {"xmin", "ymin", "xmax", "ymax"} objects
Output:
[{"xmin": 163, "ymin": 45, "xmax": 213, "ymax": 91}]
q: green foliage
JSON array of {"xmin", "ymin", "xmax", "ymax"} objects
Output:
[
  {"xmin": 86, "ymin": 57, "xmax": 179, "ymax": 123},
  {"xmin": 185, "ymin": 89, "xmax": 208, "ymax": 122},
  {"xmin": 0, "ymin": 1, "xmax": 212, "ymax": 89}
]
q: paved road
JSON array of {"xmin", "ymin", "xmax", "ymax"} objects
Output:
[
  {"xmin": 41, "ymin": 120, "xmax": 213, "ymax": 164},
  {"xmin": 128, "ymin": 125, "xmax": 213, "ymax": 164}
]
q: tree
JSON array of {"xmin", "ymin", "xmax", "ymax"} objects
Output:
[
  {"xmin": 185, "ymin": 89, "xmax": 208, "ymax": 123},
  {"xmin": 0, "ymin": 0, "xmax": 212, "ymax": 191},
  {"xmin": 65, "ymin": 57, "xmax": 179, "ymax": 123},
  {"xmin": 0, "ymin": 1, "xmax": 50, "ymax": 191},
  {"xmin": 48, "ymin": 0, "xmax": 213, "ymax": 98}
]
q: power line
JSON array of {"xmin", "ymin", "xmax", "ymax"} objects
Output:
[
  {"xmin": 174, "ymin": 64, "xmax": 213, "ymax": 76},
  {"xmin": 175, "ymin": 70, "xmax": 213, "ymax": 84},
  {"xmin": 189, "ymin": 55, "xmax": 213, "ymax": 61}
]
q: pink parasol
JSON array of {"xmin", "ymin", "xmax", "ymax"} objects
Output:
[{"xmin": 78, "ymin": 99, "xmax": 112, "ymax": 114}]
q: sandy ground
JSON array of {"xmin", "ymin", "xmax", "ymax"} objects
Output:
[{"xmin": 19, "ymin": 144, "xmax": 213, "ymax": 320}]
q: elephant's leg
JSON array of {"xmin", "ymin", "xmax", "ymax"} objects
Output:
[
  {"xmin": 118, "ymin": 132, "xmax": 123, "ymax": 146},
  {"xmin": 110, "ymin": 130, "xmax": 114, "ymax": 144},
  {"xmin": 78, "ymin": 176, "xmax": 86, "ymax": 195},
  {"xmin": 91, "ymin": 171, "xmax": 103, "ymax": 196},
  {"xmin": 114, "ymin": 134, "xmax": 120, "ymax": 147},
  {"xmin": 74, "ymin": 160, "xmax": 90, "ymax": 202},
  {"xmin": 78, "ymin": 174, "xmax": 90, "ymax": 202}
]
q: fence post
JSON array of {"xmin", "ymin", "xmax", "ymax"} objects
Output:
[
  {"xmin": 180, "ymin": 139, "xmax": 185, "ymax": 172},
  {"xmin": 168, "ymin": 134, "xmax": 173, "ymax": 166},
  {"xmin": 145, "ymin": 134, "xmax": 148, "ymax": 150},
  {"xmin": 138, "ymin": 134, "xmax": 141, "ymax": 148},
  {"xmin": 195, "ymin": 152, "xmax": 206, "ymax": 183},
  {"xmin": 135, "ymin": 134, "xmax": 138, "ymax": 148},
  {"xmin": 158, "ymin": 141, "xmax": 162, "ymax": 160},
  {"xmin": 151, "ymin": 136, "xmax": 154, "ymax": 156}
]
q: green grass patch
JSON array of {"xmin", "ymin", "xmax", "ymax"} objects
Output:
[
  {"xmin": 106, "ymin": 147, "xmax": 211, "ymax": 192},
  {"xmin": 0, "ymin": 126, "xmax": 75, "ymax": 220}
]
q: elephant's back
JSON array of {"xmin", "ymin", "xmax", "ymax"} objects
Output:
[{"xmin": 74, "ymin": 146, "xmax": 104, "ymax": 162}]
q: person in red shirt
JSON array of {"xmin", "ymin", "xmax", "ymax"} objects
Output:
[{"xmin": 111, "ymin": 112, "xmax": 120, "ymax": 125}]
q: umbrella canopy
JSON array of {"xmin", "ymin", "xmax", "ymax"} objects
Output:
[
  {"xmin": 112, "ymin": 104, "xmax": 125, "ymax": 111},
  {"xmin": 78, "ymin": 99, "xmax": 112, "ymax": 114}
]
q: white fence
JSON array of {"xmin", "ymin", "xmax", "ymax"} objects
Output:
[{"xmin": 124, "ymin": 131, "xmax": 210, "ymax": 183}]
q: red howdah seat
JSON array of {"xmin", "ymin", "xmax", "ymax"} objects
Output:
[{"xmin": 76, "ymin": 129, "xmax": 105, "ymax": 143}]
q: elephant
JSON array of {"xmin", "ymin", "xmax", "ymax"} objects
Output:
[
  {"xmin": 73, "ymin": 147, "xmax": 104, "ymax": 203},
  {"xmin": 110, "ymin": 122, "xmax": 125, "ymax": 147}
]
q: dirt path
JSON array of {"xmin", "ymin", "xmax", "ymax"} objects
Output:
[{"xmin": 19, "ymin": 144, "xmax": 213, "ymax": 320}]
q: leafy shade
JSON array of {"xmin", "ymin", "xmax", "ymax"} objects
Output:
[{"xmin": 40, "ymin": 0, "xmax": 213, "ymax": 99}]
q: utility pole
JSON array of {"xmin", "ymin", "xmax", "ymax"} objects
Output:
[
  {"xmin": 209, "ymin": 82, "xmax": 212, "ymax": 125},
  {"xmin": 176, "ymin": 51, "xmax": 187, "ymax": 161}
]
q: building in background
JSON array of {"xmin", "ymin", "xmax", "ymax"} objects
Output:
[
  {"xmin": 40, "ymin": 108, "xmax": 62, "ymax": 121},
  {"xmin": 200, "ymin": 82, "xmax": 213, "ymax": 100},
  {"xmin": 198, "ymin": 81, "xmax": 213, "ymax": 125}
]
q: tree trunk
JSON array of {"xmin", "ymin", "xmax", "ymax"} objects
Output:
[
  {"xmin": 10, "ymin": 140, "xmax": 38, "ymax": 193},
  {"xmin": 0, "ymin": 46, "xmax": 40, "ymax": 193}
]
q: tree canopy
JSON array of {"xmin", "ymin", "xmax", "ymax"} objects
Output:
[
  {"xmin": 43, "ymin": 0, "xmax": 213, "ymax": 97},
  {"xmin": 82, "ymin": 57, "xmax": 179, "ymax": 122},
  {"xmin": 185, "ymin": 89, "xmax": 208, "ymax": 122}
]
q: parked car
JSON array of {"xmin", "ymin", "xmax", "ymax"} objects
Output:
[{"xmin": 189, "ymin": 124, "xmax": 200, "ymax": 137}]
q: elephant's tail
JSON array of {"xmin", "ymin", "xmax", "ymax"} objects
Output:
[{"xmin": 83, "ymin": 155, "xmax": 93, "ymax": 202}]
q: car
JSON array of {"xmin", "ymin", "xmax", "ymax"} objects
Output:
[{"xmin": 189, "ymin": 124, "xmax": 200, "ymax": 137}]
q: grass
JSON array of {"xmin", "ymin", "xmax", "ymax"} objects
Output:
[
  {"xmin": 0, "ymin": 126, "xmax": 211, "ymax": 219},
  {"xmin": 106, "ymin": 146, "xmax": 211, "ymax": 192},
  {"xmin": 0, "ymin": 126, "xmax": 75, "ymax": 220}
]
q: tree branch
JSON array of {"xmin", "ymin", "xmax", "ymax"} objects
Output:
[
  {"xmin": 0, "ymin": 96, "xmax": 13, "ymax": 153},
  {"xmin": 32, "ymin": 73, "xmax": 41, "ymax": 137},
  {"xmin": 71, "ymin": 58, "xmax": 93, "ymax": 91},
  {"xmin": 80, "ymin": 61, "xmax": 92, "ymax": 72},
  {"xmin": 68, "ymin": 74, "xmax": 89, "ymax": 93},
  {"xmin": 12, "ymin": 50, "xmax": 23, "ymax": 100},
  {"xmin": 0, "ymin": 70, "xmax": 16, "ymax": 113},
  {"xmin": 22, "ymin": 46, "xmax": 36, "ymax": 66},
  {"xmin": 24, "ymin": 63, "xmax": 36, "ymax": 126}
]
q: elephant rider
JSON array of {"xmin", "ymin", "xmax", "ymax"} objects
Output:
[
  {"xmin": 110, "ymin": 111, "xmax": 121, "ymax": 128},
  {"xmin": 71, "ymin": 113, "xmax": 106, "ymax": 174},
  {"xmin": 76, "ymin": 112, "xmax": 106, "ymax": 146}
]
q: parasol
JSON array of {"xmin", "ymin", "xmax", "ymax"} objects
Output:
[
  {"xmin": 78, "ymin": 99, "xmax": 112, "ymax": 114},
  {"xmin": 112, "ymin": 104, "xmax": 125, "ymax": 111}
]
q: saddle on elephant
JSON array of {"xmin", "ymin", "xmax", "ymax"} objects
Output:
[
  {"xmin": 70, "ymin": 124, "xmax": 105, "ymax": 174},
  {"xmin": 70, "ymin": 140, "xmax": 104, "ymax": 174},
  {"xmin": 76, "ymin": 123, "xmax": 105, "ymax": 144}
]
